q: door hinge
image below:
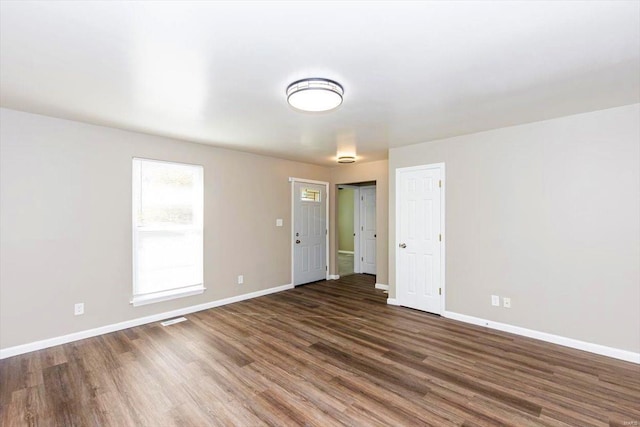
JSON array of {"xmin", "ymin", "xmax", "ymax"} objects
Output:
[
  {"xmin": 361, "ymin": 226, "xmax": 364, "ymax": 231},
  {"xmin": 361, "ymin": 257, "xmax": 364, "ymax": 261},
  {"xmin": 439, "ymin": 180, "xmax": 442, "ymax": 188},
  {"xmin": 325, "ymin": 266, "xmax": 327, "ymax": 271},
  {"xmin": 326, "ymin": 229, "xmax": 328, "ymax": 235},
  {"xmin": 439, "ymin": 288, "xmax": 442, "ymax": 295},
  {"xmin": 361, "ymin": 196, "xmax": 364, "ymax": 201},
  {"xmin": 439, "ymin": 233, "xmax": 442, "ymax": 242}
]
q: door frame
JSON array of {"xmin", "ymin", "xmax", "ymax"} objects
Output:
[
  {"xmin": 395, "ymin": 163, "xmax": 446, "ymax": 313},
  {"xmin": 338, "ymin": 184, "xmax": 361, "ymax": 273},
  {"xmin": 359, "ymin": 185, "xmax": 377, "ymax": 275},
  {"xmin": 289, "ymin": 177, "xmax": 330, "ymax": 285}
]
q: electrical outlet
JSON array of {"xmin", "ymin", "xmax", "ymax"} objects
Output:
[
  {"xmin": 503, "ymin": 297, "xmax": 511, "ymax": 308},
  {"xmin": 74, "ymin": 303, "xmax": 84, "ymax": 316},
  {"xmin": 237, "ymin": 275, "xmax": 244, "ymax": 284},
  {"xmin": 276, "ymin": 218, "xmax": 283, "ymax": 227},
  {"xmin": 491, "ymin": 295, "xmax": 500, "ymax": 306}
]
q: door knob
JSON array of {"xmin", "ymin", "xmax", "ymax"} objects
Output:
[
  {"xmin": 399, "ymin": 243, "xmax": 406, "ymax": 248},
  {"xmin": 296, "ymin": 240, "xmax": 301, "ymax": 244}
]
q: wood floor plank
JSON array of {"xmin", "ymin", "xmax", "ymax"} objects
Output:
[{"xmin": 1, "ymin": 274, "xmax": 638, "ymax": 426}]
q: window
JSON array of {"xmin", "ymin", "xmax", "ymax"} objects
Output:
[
  {"xmin": 301, "ymin": 187, "xmax": 321, "ymax": 202},
  {"xmin": 132, "ymin": 158, "xmax": 204, "ymax": 306}
]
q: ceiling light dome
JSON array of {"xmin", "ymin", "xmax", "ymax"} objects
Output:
[
  {"xmin": 338, "ymin": 155, "xmax": 356, "ymax": 164},
  {"xmin": 286, "ymin": 78, "xmax": 344, "ymax": 112}
]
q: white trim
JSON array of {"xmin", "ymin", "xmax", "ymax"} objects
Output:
[
  {"xmin": 132, "ymin": 157, "xmax": 204, "ymax": 168},
  {"xmin": 441, "ymin": 165, "xmax": 446, "ymax": 314},
  {"xmin": 131, "ymin": 284, "xmax": 205, "ymax": 306},
  {"xmin": 338, "ymin": 250, "xmax": 354, "ymax": 254},
  {"xmin": 395, "ymin": 163, "xmax": 446, "ymax": 314},
  {"xmin": 386, "ymin": 298, "xmax": 400, "ymax": 306},
  {"xmin": 288, "ymin": 177, "xmax": 328, "ymax": 186},
  {"xmin": 0, "ymin": 283, "xmax": 293, "ymax": 360},
  {"xmin": 328, "ymin": 274, "xmax": 340, "ymax": 280},
  {"xmin": 353, "ymin": 187, "xmax": 361, "ymax": 273},
  {"xmin": 443, "ymin": 311, "xmax": 640, "ymax": 364},
  {"xmin": 375, "ymin": 283, "xmax": 389, "ymax": 290},
  {"xmin": 290, "ymin": 177, "xmax": 330, "ymax": 285}
]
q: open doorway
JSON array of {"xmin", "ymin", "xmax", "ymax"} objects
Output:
[
  {"xmin": 337, "ymin": 181, "xmax": 376, "ymax": 278},
  {"xmin": 337, "ymin": 186, "xmax": 356, "ymax": 276}
]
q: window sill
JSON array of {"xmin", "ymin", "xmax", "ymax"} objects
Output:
[{"xmin": 131, "ymin": 284, "xmax": 206, "ymax": 307}]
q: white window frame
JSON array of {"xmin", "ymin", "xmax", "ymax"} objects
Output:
[{"xmin": 131, "ymin": 157, "xmax": 205, "ymax": 307}]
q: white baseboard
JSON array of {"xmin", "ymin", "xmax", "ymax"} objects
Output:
[
  {"xmin": 338, "ymin": 250, "xmax": 354, "ymax": 254},
  {"xmin": 386, "ymin": 298, "xmax": 399, "ymax": 306},
  {"xmin": 328, "ymin": 274, "xmax": 340, "ymax": 280},
  {"xmin": 0, "ymin": 283, "xmax": 294, "ymax": 360},
  {"xmin": 443, "ymin": 310, "xmax": 640, "ymax": 364},
  {"xmin": 375, "ymin": 283, "xmax": 389, "ymax": 290}
]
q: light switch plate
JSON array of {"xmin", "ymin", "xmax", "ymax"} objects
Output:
[
  {"xmin": 276, "ymin": 218, "xmax": 283, "ymax": 227},
  {"xmin": 491, "ymin": 295, "xmax": 500, "ymax": 306}
]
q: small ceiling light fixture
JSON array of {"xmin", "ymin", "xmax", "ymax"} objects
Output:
[
  {"xmin": 337, "ymin": 155, "xmax": 356, "ymax": 164},
  {"xmin": 286, "ymin": 78, "xmax": 344, "ymax": 112}
]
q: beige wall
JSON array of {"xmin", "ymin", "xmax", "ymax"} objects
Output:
[
  {"xmin": 389, "ymin": 104, "xmax": 640, "ymax": 352},
  {"xmin": 6, "ymin": 102, "xmax": 635, "ymax": 354},
  {"xmin": 0, "ymin": 108, "xmax": 330, "ymax": 349},
  {"xmin": 337, "ymin": 188, "xmax": 354, "ymax": 252},
  {"xmin": 330, "ymin": 160, "xmax": 389, "ymax": 284}
]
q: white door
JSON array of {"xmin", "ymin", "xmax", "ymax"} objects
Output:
[
  {"xmin": 396, "ymin": 165, "xmax": 443, "ymax": 314},
  {"xmin": 360, "ymin": 186, "xmax": 376, "ymax": 275},
  {"xmin": 293, "ymin": 182, "xmax": 327, "ymax": 285}
]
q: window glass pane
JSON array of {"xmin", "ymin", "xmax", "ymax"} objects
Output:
[
  {"xmin": 301, "ymin": 187, "xmax": 321, "ymax": 202},
  {"xmin": 135, "ymin": 229, "xmax": 203, "ymax": 295},
  {"xmin": 133, "ymin": 158, "xmax": 203, "ymax": 297},
  {"xmin": 138, "ymin": 161, "xmax": 198, "ymax": 227}
]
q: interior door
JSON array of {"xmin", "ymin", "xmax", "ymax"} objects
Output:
[
  {"xmin": 397, "ymin": 165, "xmax": 443, "ymax": 314},
  {"xmin": 360, "ymin": 186, "xmax": 376, "ymax": 275},
  {"xmin": 293, "ymin": 182, "xmax": 327, "ymax": 285}
]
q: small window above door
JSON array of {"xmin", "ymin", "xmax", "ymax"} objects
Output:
[{"xmin": 301, "ymin": 187, "xmax": 321, "ymax": 202}]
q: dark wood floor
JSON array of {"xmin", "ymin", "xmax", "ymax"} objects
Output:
[{"xmin": 1, "ymin": 274, "xmax": 639, "ymax": 426}]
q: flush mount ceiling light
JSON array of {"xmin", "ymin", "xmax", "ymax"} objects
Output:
[
  {"xmin": 337, "ymin": 155, "xmax": 356, "ymax": 164},
  {"xmin": 286, "ymin": 78, "xmax": 344, "ymax": 112}
]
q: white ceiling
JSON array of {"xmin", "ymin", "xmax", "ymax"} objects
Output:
[{"xmin": 1, "ymin": 1, "xmax": 639, "ymax": 166}]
